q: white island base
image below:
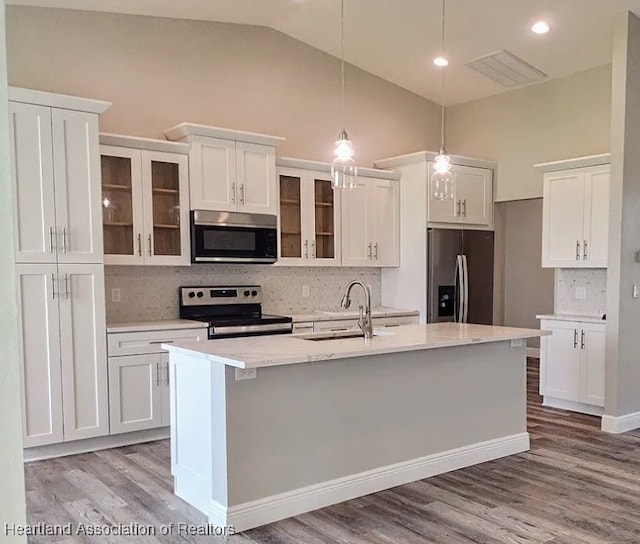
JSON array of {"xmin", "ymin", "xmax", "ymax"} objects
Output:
[{"xmin": 164, "ymin": 323, "xmax": 543, "ymax": 532}]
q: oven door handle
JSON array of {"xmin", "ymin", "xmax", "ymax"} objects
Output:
[{"xmin": 211, "ymin": 323, "xmax": 293, "ymax": 335}]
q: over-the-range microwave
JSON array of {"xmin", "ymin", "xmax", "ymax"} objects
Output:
[{"xmin": 190, "ymin": 210, "xmax": 278, "ymax": 264}]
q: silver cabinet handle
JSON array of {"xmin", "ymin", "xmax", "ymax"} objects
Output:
[
  {"xmin": 310, "ymin": 240, "xmax": 315, "ymax": 259},
  {"xmin": 149, "ymin": 340, "xmax": 173, "ymax": 345},
  {"xmin": 240, "ymin": 183, "xmax": 245, "ymax": 205},
  {"xmin": 573, "ymin": 329, "xmax": 578, "ymax": 348},
  {"xmin": 64, "ymin": 273, "xmax": 70, "ymax": 300},
  {"xmin": 581, "ymin": 330, "xmax": 585, "ymax": 350},
  {"xmin": 51, "ymin": 274, "xmax": 57, "ymax": 300},
  {"xmin": 367, "ymin": 242, "xmax": 372, "ymax": 260},
  {"xmin": 231, "ymin": 183, "xmax": 236, "ymax": 203},
  {"xmin": 583, "ymin": 240, "xmax": 588, "ymax": 261},
  {"xmin": 148, "ymin": 234, "xmax": 152, "ymax": 256},
  {"xmin": 575, "ymin": 240, "xmax": 580, "ymax": 261},
  {"xmin": 456, "ymin": 200, "xmax": 461, "ymax": 216},
  {"xmin": 62, "ymin": 227, "xmax": 68, "ymax": 253},
  {"xmin": 373, "ymin": 242, "xmax": 378, "ymax": 260},
  {"xmin": 462, "ymin": 200, "xmax": 467, "ymax": 217},
  {"xmin": 49, "ymin": 226, "xmax": 56, "ymax": 253},
  {"xmin": 156, "ymin": 362, "xmax": 161, "ymax": 387},
  {"xmin": 304, "ymin": 239, "xmax": 309, "ymax": 259},
  {"xmin": 165, "ymin": 362, "xmax": 170, "ymax": 386},
  {"xmin": 137, "ymin": 233, "xmax": 142, "ymax": 256}
]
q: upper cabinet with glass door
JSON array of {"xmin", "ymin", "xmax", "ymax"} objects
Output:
[
  {"xmin": 276, "ymin": 160, "xmax": 341, "ymax": 266},
  {"xmin": 100, "ymin": 134, "xmax": 190, "ymax": 266}
]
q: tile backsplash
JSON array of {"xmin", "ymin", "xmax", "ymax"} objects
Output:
[
  {"xmin": 555, "ymin": 268, "xmax": 607, "ymax": 317},
  {"xmin": 105, "ymin": 265, "xmax": 382, "ymax": 322}
]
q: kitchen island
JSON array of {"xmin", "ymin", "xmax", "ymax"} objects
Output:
[{"xmin": 163, "ymin": 323, "xmax": 546, "ymax": 532}]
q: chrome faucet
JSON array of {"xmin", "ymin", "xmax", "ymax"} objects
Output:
[{"xmin": 340, "ymin": 280, "xmax": 373, "ymax": 340}]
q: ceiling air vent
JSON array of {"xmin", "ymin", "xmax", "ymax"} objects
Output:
[{"xmin": 464, "ymin": 49, "xmax": 547, "ymax": 87}]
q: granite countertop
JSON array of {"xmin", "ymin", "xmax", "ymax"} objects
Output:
[
  {"xmin": 537, "ymin": 314, "xmax": 606, "ymax": 324},
  {"xmin": 162, "ymin": 322, "xmax": 547, "ymax": 369},
  {"xmin": 106, "ymin": 319, "xmax": 208, "ymax": 333},
  {"xmin": 288, "ymin": 306, "xmax": 419, "ymax": 323}
]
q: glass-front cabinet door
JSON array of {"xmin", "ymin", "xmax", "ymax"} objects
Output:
[
  {"xmin": 276, "ymin": 166, "xmax": 340, "ymax": 266},
  {"xmin": 100, "ymin": 146, "xmax": 144, "ymax": 264}
]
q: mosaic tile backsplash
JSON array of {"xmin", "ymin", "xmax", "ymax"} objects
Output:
[
  {"xmin": 555, "ymin": 268, "xmax": 607, "ymax": 317},
  {"xmin": 105, "ymin": 265, "xmax": 382, "ymax": 322}
]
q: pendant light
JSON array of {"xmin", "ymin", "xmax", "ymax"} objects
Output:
[
  {"xmin": 431, "ymin": 0, "xmax": 453, "ymax": 201},
  {"xmin": 331, "ymin": 0, "xmax": 358, "ymax": 190}
]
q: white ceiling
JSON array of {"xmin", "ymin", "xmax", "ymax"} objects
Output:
[{"xmin": 7, "ymin": 0, "xmax": 640, "ymax": 105}]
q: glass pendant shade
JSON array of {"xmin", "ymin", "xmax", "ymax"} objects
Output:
[
  {"xmin": 331, "ymin": 130, "xmax": 358, "ymax": 189},
  {"xmin": 431, "ymin": 151, "xmax": 454, "ymax": 200}
]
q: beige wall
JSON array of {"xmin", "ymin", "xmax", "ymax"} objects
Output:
[
  {"xmin": 6, "ymin": 6, "xmax": 441, "ymax": 166},
  {"xmin": 447, "ymin": 66, "xmax": 612, "ymax": 202},
  {"xmin": 501, "ymin": 199, "xmax": 554, "ymax": 348},
  {"xmin": 0, "ymin": 0, "xmax": 27, "ymax": 540}
]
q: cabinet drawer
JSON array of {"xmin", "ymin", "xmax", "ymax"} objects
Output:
[
  {"xmin": 372, "ymin": 315, "xmax": 419, "ymax": 328},
  {"xmin": 313, "ymin": 319, "xmax": 359, "ymax": 332},
  {"xmin": 108, "ymin": 327, "xmax": 207, "ymax": 356}
]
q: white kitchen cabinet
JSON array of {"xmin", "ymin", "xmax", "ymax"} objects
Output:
[
  {"xmin": 277, "ymin": 165, "xmax": 341, "ymax": 266},
  {"xmin": 427, "ymin": 163, "xmax": 493, "ymax": 228},
  {"xmin": 164, "ymin": 123, "xmax": 284, "ymax": 215},
  {"xmin": 100, "ymin": 135, "xmax": 190, "ymax": 266},
  {"xmin": 295, "ymin": 314, "xmax": 419, "ymax": 334},
  {"xmin": 107, "ymin": 326, "xmax": 206, "ymax": 434},
  {"xmin": 541, "ymin": 164, "xmax": 610, "ymax": 268},
  {"xmin": 341, "ymin": 177, "xmax": 400, "ymax": 267},
  {"xmin": 16, "ymin": 263, "xmax": 108, "ymax": 447},
  {"xmin": 9, "ymin": 92, "xmax": 108, "ymax": 264},
  {"xmin": 540, "ymin": 318, "xmax": 606, "ymax": 414}
]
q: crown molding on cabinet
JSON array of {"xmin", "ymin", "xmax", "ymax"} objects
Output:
[
  {"xmin": 374, "ymin": 150, "xmax": 497, "ymax": 171},
  {"xmin": 534, "ymin": 153, "xmax": 611, "ymax": 172},
  {"xmin": 164, "ymin": 122, "xmax": 285, "ymax": 147},
  {"xmin": 276, "ymin": 157, "xmax": 401, "ymax": 181},
  {"xmin": 8, "ymin": 86, "xmax": 111, "ymax": 114},
  {"xmin": 100, "ymin": 133, "xmax": 190, "ymax": 154}
]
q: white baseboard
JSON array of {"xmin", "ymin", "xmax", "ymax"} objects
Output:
[
  {"xmin": 526, "ymin": 347, "xmax": 540, "ymax": 358},
  {"xmin": 24, "ymin": 427, "xmax": 170, "ymax": 462},
  {"xmin": 206, "ymin": 432, "xmax": 530, "ymax": 532},
  {"xmin": 601, "ymin": 411, "xmax": 640, "ymax": 434},
  {"xmin": 542, "ymin": 397, "xmax": 603, "ymax": 417}
]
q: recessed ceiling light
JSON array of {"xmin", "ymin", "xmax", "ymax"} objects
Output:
[
  {"xmin": 433, "ymin": 57, "xmax": 449, "ymax": 67},
  {"xmin": 531, "ymin": 21, "xmax": 550, "ymax": 34}
]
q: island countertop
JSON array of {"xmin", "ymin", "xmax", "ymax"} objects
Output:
[{"xmin": 162, "ymin": 322, "xmax": 547, "ymax": 369}]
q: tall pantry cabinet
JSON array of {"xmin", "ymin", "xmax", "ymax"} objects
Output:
[{"xmin": 9, "ymin": 87, "xmax": 111, "ymax": 448}]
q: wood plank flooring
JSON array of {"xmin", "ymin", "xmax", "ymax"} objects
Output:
[{"xmin": 24, "ymin": 359, "xmax": 640, "ymax": 543}]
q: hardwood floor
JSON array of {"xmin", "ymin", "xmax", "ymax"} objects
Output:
[{"xmin": 25, "ymin": 359, "xmax": 640, "ymax": 543}]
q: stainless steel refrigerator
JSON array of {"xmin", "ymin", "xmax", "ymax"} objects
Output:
[{"xmin": 427, "ymin": 228, "xmax": 494, "ymax": 325}]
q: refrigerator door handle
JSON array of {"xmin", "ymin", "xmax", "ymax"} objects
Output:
[
  {"xmin": 455, "ymin": 255, "xmax": 463, "ymax": 323},
  {"xmin": 461, "ymin": 254, "xmax": 469, "ymax": 323}
]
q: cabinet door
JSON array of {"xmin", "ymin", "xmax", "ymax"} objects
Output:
[
  {"xmin": 15, "ymin": 264, "xmax": 64, "ymax": 447},
  {"xmin": 584, "ymin": 167, "xmax": 610, "ymax": 267},
  {"xmin": 540, "ymin": 320, "xmax": 581, "ymax": 402},
  {"xmin": 369, "ymin": 179, "xmax": 399, "ymax": 267},
  {"xmin": 108, "ymin": 354, "xmax": 163, "ymax": 434},
  {"xmin": 427, "ymin": 161, "xmax": 459, "ymax": 224},
  {"xmin": 51, "ymin": 109, "xmax": 103, "ymax": 264},
  {"xmin": 58, "ymin": 264, "xmax": 108, "ymax": 441},
  {"xmin": 277, "ymin": 169, "xmax": 306, "ymax": 264},
  {"xmin": 311, "ymin": 175, "xmax": 341, "ymax": 265},
  {"xmin": 101, "ymin": 146, "xmax": 145, "ymax": 264},
  {"xmin": 580, "ymin": 324, "xmax": 606, "ymax": 407},
  {"xmin": 456, "ymin": 166, "xmax": 492, "ymax": 226},
  {"xmin": 237, "ymin": 142, "xmax": 277, "ymax": 215},
  {"xmin": 542, "ymin": 172, "xmax": 586, "ymax": 268},
  {"xmin": 141, "ymin": 150, "xmax": 190, "ymax": 266},
  {"xmin": 190, "ymin": 138, "xmax": 236, "ymax": 212},
  {"xmin": 341, "ymin": 179, "xmax": 373, "ymax": 266},
  {"xmin": 9, "ymin": 102, "xmax": 57, "ymax": 264}
]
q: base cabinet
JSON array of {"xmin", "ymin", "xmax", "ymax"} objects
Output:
[
  {"xmin": 107, "ymin": 326, "xmax": 206, "ymax": 434},
  {"xmin": 540, "ymin": 319, "xmax": 605, "ymax": 413}
]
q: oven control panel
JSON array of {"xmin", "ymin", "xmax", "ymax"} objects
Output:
[{"xmin": 180, "ymin": 286, "xmax": 263, "ymax": 306}]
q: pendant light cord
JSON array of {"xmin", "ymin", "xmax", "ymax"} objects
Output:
[
  {"xmin": 440, "ymin": 0, "xmax": 446, "ymax": 152},
  {"xmin": 340, "ymin": 0, "xmax": 346, "ymax": 131}
]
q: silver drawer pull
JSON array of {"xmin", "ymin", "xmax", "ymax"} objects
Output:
[
  {"xmin": 330, "ymin": 328, "xmax": 350, "ymax": 332},
  {"xmin": 149, "ymin": 340, "xmax": 174, "ymax": 345},
  {"xmin": 383, "ymin": 324, "xmax": 400, "ymax": 328}
]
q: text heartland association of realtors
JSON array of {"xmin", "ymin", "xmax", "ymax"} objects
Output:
[{"xmin": 4, "ymin": 522, "xmax": 236, "ymax": 537}]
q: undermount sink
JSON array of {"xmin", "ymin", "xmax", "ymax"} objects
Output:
[{"xmin": 295, "ymin": 329, "xmax": 394, "ymax": 341}]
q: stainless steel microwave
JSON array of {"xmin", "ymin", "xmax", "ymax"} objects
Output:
[{"xmin": 190, "ymin": 210, "xmax": 278, "ymax": 263}]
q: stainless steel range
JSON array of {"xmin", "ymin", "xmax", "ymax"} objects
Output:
[{"xmin": 179, "ymin": 285, "xmax": 293, "ymax": 339}]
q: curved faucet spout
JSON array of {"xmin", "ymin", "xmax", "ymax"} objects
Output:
[{"xmin": 340, "ymin": 281, "xmax": 373, "ymax": 340}]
